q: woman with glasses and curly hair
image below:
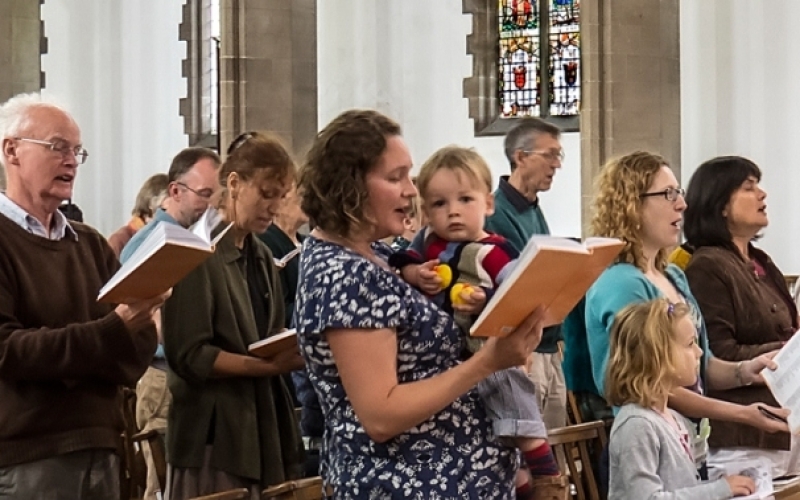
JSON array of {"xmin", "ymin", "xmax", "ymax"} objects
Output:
[
  {"xmin": 562, "ymin": 151, "xmax": 788, "ymax": 481},
  {"xmin": 162, "ymin": 132, "xmax": 304, "ymax": 499},
  {"xmin": 683, "ymin": 156, "xmax": 798, "ymax": 477}
]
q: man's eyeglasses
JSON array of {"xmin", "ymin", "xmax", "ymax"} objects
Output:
[
  {"xmin": 640, "ymin": 187, "xmax": 686, "ymax": 202},
  {"xmin": 15, "ymin": 137, "xmax": 89, "ymax": 164},
  {"xmin": 176, "ymin": 182, "xmax": 215, "ymax": 200},
  {"xmin": 522, "ymin": 149, "xmax": 565, "ymax": 162}
]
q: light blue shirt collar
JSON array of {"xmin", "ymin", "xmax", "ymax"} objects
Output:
[{"xmin": 0, "ymin": 192, "xmax": 78, "ymax": 241}]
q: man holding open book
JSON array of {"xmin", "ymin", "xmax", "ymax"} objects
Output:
[
  {"xmin": 120, "ymin": 146, "xmax": 221, "ymax": 500},
  {"xmin": 486, "ymin": 117, "xmax": 567, "ymax": 430},
  {"xmin": 0, "ymin": 92, "xmax": 168, "ymax": 498}
]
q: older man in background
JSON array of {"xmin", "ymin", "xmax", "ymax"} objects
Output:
[{"xmin": 485, "ymin": 117, "xmax": 568, "ymax": 430}]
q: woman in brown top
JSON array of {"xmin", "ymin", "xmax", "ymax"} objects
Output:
[{"xmin": 684, "ymin": 155, "xmax": 799, "ymax": 477}]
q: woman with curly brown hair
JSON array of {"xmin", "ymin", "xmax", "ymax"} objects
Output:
[
  {"xmin": 561, "ymin": 151, "xmax": 787, "ymax": 479},
  {"xmin": 294, "ymin": 109, "xmax": 548, "ymax": 498}
]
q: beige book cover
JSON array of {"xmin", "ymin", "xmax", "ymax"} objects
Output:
[
  {"xmin": 470, "ymin": 236, "xmax": 625, "ymax": 337},
  {"xmin": 98, "ymin": 208, "xmax": 231, "ymax": 303},
  {"xmin": 248, "ymin": 329, "xmax": 298, "ymax": 359}
]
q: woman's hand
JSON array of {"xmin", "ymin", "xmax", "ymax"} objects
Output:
[
  {"xmin": 725, "ymin": 475, "xmax": 755, "ymax": 496},
  {"xmin": 269, "ymin": 346, "xmax": 305, "ymax": 374},
  {"xmin": 742, "ymin": 351, "xmax": 779, "ymax": 386},
  {"xmin": 743, "ymin": 403, "xmax": 790, "ymax": 434},
  {"xmin": 479, "ymin": 307, "xmax": 546, "ymax": 373}
]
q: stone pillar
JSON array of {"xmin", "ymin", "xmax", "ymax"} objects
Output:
[
  {"xmin": 218, "ymin": 0, "xmax": 317, "ymax": 157},
  {"xmin": 0, "ymin": 0, "xmax": 45, "ymax": 188},
  {"xmin": 580, "ymin": 0, "xmax": 681, "ymax": 230}
]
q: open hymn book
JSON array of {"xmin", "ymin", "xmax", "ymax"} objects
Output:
[
  {"xmin": 761, "ymin": 329, "xmax": 800, "ymax": 434},
  {"xmin": 97, "ymin": 208, "xmax": 232, "ymax": 303},
  {"xmin": 469, "ymin": 236, "xmax": 625, "ymax": 337}
]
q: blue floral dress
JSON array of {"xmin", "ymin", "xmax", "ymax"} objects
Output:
[{"xmin": 294, "ymin": 236, "xmax": 516, "ymax": 499}]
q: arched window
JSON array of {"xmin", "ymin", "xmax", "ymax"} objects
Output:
[
  {"xmin": 180, "ymin": 0, "xmax": 221, "ymax": 149},
  {"xmin": 464, "ymin": 0, "xmax": 580, "ymax": 135},
  {"xmin": 498, "ymin": 0, "xmax": 580, "ymax": 118}
]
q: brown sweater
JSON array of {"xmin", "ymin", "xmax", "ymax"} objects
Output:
[
  {"xmin": 0, "ymin": 212, "xmax": 157, "ymax": 467},
  {"xmin": 686, "ymin": 245, "xmax": 797, "ymax": 451}
]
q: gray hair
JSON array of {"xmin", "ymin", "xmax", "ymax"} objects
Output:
[
  {"xmin": 0, "ymin": 92, "xmax": 73, "ymax": 168},
  {"xmin": 503, "ymin": 118, "xmax": 561, "ymax": 172}
]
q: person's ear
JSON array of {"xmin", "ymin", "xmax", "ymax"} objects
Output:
[
  {"xmin": 513, "ymin": 149, "xmax": 527, "ymax": 169},
  {"xmin": 2, "ymin": 138, "xmax": 19, "ymax": 166},
  {"xmin": 167, "ymin": 181, "xmax": 181, "ymax": 198},
  {"xmin": 485, "ymin": 192, "xmax": 495, "ymax": 217},
  {"xmin": 227, "ymin": 172, "xmax": 240, "ymax": 199}
]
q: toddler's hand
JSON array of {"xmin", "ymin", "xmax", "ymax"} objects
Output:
[
  {"xmin": 452, "ymin": 285, "xmax": 486, "ymax": 315},
  {"xmin": 417, "ymin": 260, "xmax": 444, "ymax": 295}
]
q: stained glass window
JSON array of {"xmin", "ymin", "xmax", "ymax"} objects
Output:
[{"xmin": 498, "ymin": 0, "xmax": 580, "ymax": 119}]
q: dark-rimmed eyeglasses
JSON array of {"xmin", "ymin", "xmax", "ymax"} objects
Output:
[
  {"xmin": 176, "ymin": 182, "xmax": 215, "ymax": 200},
  {"xmin": 15, "ymin": 137, "xmax": 89, "ymax": 164},
  {"xmin": 640, "ymin": 187, "xmax": 685, "ymax": 202},
  {"xmin": 521, "ymin": 149, "xmax": 565, "ymax": 162}
]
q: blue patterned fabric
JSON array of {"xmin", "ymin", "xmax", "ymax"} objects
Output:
[{"xmin": 295, "ymin": 236, "xmax": 516, "ymax": 499}]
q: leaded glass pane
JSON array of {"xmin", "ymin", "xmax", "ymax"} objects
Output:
[
  {"xmin": 499, "ymin": 0, "xmax": 541, "ymax": 118},
  {"xmin": 548, "ymin": 0, "xmax": 580, "ymax": 116}
]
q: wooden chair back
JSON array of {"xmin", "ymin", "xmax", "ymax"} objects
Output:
[
  {"xmin": 549, "ymin": 420, "xmax": 608, "ymax": 500},
  {"xmin": 120, "ymin": 387, "xmax": 147, "ymax": 499},
  {"xmin": 261, "ymin": 476, "xmax": 325, "ymax": 500},
  {"xmin": 131, "ymin": 428, "xmax": 167, "ymax": 496},
  {"xmin": 190, "ymin": 488, "xmax": 251, "ymax": 500}
]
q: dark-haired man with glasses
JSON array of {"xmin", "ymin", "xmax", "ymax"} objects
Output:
[
  {"xmin": 0, "ymin": 93, "xmax": 168, "ymax": 498},
  {"xmin": 119, "ymin": 146, "xmax": 220, "ymax": 500},
  {"xmin": 485, "ymin": 117, "xmax": 568, "ymax": 432}
]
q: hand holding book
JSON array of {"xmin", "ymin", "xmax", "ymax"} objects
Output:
[{"xmin": 248, "ymin": 329, "xmax": 299, "ymax": 359}]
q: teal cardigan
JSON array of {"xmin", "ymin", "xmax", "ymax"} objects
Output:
[{"xmin": 562, "ymin": 263, "xmax": 712, "ymax": 398}]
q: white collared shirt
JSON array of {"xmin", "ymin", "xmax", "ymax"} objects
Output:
[{"xmin": 0, "ymin": 192, "xmax": 77, "ymax": 241}]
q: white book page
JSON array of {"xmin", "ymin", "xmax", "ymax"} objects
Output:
[
  {"xmin": 274, "ymin": 246, "xmax": 301, "ymax": 268},
  {"xmin": 762, "ymin": 330, "xmax": 800, "ymax": 434},
  {"xmin": 190, "ymin": 207, "xmax": 223, "ymax": 243},
  {"xmin": 724, "ymin": 461, "xmax": 773, "ymax": 499}
]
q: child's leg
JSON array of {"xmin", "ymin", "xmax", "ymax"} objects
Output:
[
  {"xmin": 517, "ymin": 437, "xmax": 560, "ymax": 476},
  {"xmin": 515, "ymin": 468, "xmax": 535, "ymax": 500}
]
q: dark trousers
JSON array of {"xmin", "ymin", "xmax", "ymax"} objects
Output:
[{"xmin": 0, "ymin": 449, "xmax": 119, "ymax": 500}]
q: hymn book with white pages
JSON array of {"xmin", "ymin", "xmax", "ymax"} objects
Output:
[
  {"xmin": 469, "ymin": 236, "xmax": 625, "ymax": 337},
  {"xmin": 761, "ymin": 329, "xmax": 800, "ymax": 434},
  {"xmin": 248, "ymin": 329, "xmax": 298, "ymax": 359},
  {"xmin": 97, "ymin": 208, "xmax": 232, "ymax": 303}
]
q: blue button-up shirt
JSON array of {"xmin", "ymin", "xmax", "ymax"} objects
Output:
[{"xmin": 0, "ymin": 192, "xmax": 77, "ymax": 241}]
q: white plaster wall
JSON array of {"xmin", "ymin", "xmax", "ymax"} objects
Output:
[
  {"xmin": 40, "ymin": 0, "xmax": 187, "ymax": 235},
  {"xmin": 681, "ymin": 0, "xmax": 800, "ymax": 273},
  {"xmin": 317, "ymin": 0, "xmax": 583, "ymax": 238}
]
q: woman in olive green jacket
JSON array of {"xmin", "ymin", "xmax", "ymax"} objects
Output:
[{"xmin": 163, "ymin": 133, "xmax": 305, "ymax": 500}]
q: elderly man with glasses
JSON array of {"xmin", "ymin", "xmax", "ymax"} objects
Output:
[
  {"xmin": 120, "ymin": 145, "xmax": 220, "ymax": 500},
  {"xmin": 0, "ymin": 93, "xmax": 169, "ymax": 498},
  {"xmin": 485, "ymin": 117, "xmax": 569, "ymax": 433}
]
